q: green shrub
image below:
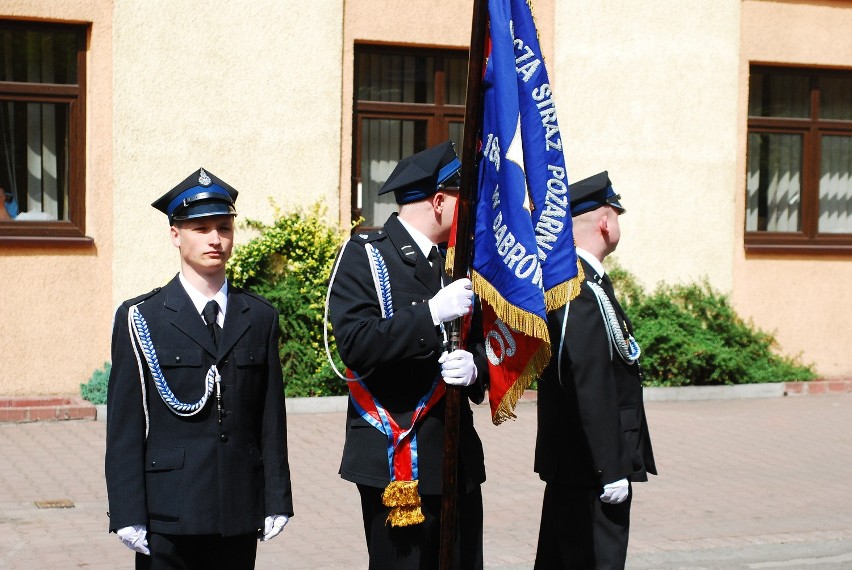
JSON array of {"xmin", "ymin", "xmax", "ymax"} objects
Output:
[
  {"xmin": 227, "ymin": 203, "xmax": 348, "ymax": 397},
  {"xmin": 608, "ymin": 264, "xmax": 816, "ymax": 386},
  {"xmin": 81, "ymin": 361, "xmax": 111, "ymax": 405}
]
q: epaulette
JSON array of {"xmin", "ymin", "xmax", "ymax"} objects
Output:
[
  {"xmin": 122, "ymin": 287, "xmax": 162, "ymax": 307},
  {"xmin": 350, "ymin": 228, "xmax": 387, "ymax": 244}
]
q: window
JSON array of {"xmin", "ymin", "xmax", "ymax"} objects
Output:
[
  {"xmin": 0, "ymin": 21, "xmax": 88, "ymax": 245},
  {"xmin": 745, "ymin": 66, "xmax": 852, "ymax": 254},
  {"xmin": 352, "ymin": 44, "xmax": 468, "ymax": 228}
]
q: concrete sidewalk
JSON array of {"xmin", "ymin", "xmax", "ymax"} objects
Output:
[{"xmin": 1, "ymin": 394, "xmax": 851, "ymax": 569}]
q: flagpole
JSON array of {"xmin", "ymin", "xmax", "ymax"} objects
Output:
[{"xmin": 439, "ymin": 0, "xmax": 489, "ymax": 566}]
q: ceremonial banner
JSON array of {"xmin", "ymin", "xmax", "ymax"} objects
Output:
[{"xmin": 470, "ymin": 0, "xmax": 580, "ymax": 424}]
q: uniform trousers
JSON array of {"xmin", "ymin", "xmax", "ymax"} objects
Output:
[
  {"xmin": 535, "ymin": 482, "xmax": 632, "ymax": 570},
  {"xmin": 357, "ymin": 483, "xmax": 483, "ymax": 570},
  {"xmin": 136, "ymin": 532, "xmax": 257, "ymax": 570}
]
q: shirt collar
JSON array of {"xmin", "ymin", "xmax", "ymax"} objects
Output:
[
  {"xmin": 576, "ymin": 248, "xmax": 607, "ymax": 280},
  {"xmin": 178, "ymin": 272, "xmax": 228, "ymax": 327},
  {"xmin": 397, "ymin": 216, "xmax": 437, "ymax": 258}
]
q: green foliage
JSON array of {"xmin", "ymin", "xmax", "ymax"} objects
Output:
[
  {"xmin": 227, "ymin": 203, "xmax": 348, "ymax": 397},
  {"xmin": 608, "ymin": 263, "xmax": 816, "ymax": 386},
  {"xmin": 80, "ymin": 361, "xmax": 111, "ymax": 405}
]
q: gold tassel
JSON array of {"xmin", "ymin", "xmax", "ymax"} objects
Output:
[{"xmin": 382, "ymin": 480, "xmax": 425, "ymax": 527}]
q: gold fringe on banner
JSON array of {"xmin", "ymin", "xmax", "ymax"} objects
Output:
[
  {"xmin": 445, "ymin": 245, "xmax": 456, "ymax": 278},
  {"xmin": 469, "ymin": 270, "xmax": 553, "ymax": 425},
  {"xmin": 471, "ymin": 272, "xmax": 550, "ymax": 341},
  {"xmin": 493, "ymin": 342, "xmax": 551, "ymax": 425},
  {"xmin": 544, "ymin": 257, "xmax": 585, "ymax": 312},
  {"xmin": 382, "ymin": 480, "xmax": 425, "ymax": 527}
]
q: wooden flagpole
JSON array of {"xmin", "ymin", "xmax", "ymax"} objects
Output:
[{"xmin": 439, "ymin": 0, "xmax": 489, "ymax": 567}]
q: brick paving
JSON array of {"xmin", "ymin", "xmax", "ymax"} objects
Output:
[{"xmin": 1, "ymin": 393, "xmax": 851, "ymax": 569}]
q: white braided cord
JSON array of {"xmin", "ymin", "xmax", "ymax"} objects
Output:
[
  {"xmin": 323, "ymin": 241, "xmax": 395, "ymax": 382},
  {"xmin": 365, "ymin": 243, "xmax": 394, "ymax": 319},
  {"xmin": 129, "ymin": 304, "xmax": 220, "ymax": 417},
  {"xmin": 127, "ymin": 303, "xmax": 151, "ymax": 439},
  {"xmin": 557, "ymin": 300, "xmax": 571, "ymax": 383},
  {"xmin": 586, "ymin": 281, "xmax": 641, "ymax": 365}
]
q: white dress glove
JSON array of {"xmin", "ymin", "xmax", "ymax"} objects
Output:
[
  {"xmin": 261, "ymin": 514, "xmax": 290, "ymax": 541},
  {"xmin": 600, "ymin": 478, "xmax": 630, "ymax": 504},
  {"xmin": 439, "ymin": 350, "xmax": 477, "ymax": 387},
  {"xmin": 428, "ymin": 278, "xmax": 473, "ymax": 324},
  {"xmin": 116, "ymin": 524, "xmax": 150, "ymax": 555}
]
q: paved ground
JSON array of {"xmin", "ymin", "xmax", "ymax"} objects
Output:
[{"xmin": 1, "ymin": 393, "xmax": 851, "ymax": 569}]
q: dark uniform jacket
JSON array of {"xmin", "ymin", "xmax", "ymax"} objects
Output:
[
  {"xmin": 105, "ymin": 275, "xmax": 293, "ymax": 536},
  {"xmin": 535, "ymin": 257, "xmax": 656, "ymax": 487},
  {"xmin": 328, "ymin": 213, "xmax": 487, "ymax": 495}
]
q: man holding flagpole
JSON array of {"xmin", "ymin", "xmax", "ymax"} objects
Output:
[
  {"xmin": 327, "ymin": 141, "xmax": 489, "ymax": 569},
  {"xmin": 534, "ymin": 172, "xmax": 657, "ymax": 569}
]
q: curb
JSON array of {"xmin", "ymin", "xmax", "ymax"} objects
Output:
[
  {"xmin": 644, "ymin": 383, "xmax": 786, "ymax": 402},
  {"xmin": 0, "ymin": 396, "xmax": 97, "ymax": 423},
  {"xmin": 7, "ymin": 380, "xmax": 852, "ymax": 423}
]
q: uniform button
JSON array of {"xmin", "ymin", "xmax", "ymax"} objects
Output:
[
  {"xmin": 150, "ymin": 460, "xmax": 156, "ymax": 467},
  {"xmin": 249, "ymin": 355, "xmax": 255, "ymax": 362},
  {"xmin": 220, "ymin": 434, "xmax": 228, "ymax": 442},
  {"xmin": 175, "ymin": 356, "xmax": 181, "ymax": 363}
]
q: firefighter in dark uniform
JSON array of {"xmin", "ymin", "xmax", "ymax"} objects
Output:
[
  {"xmin": 105, "ymin": 168, "xmax": 294, "ymax": 569},
  {"xmin": 327, "ymin": 141, "xmax": 488, "ymax": 569},
  {"xmin": 534, "ymin": 171, "xmax": 656, "ymax": 570}
]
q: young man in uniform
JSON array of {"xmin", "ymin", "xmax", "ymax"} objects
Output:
[
  {"xmin": 105, "ymin": 167, "xmax": 293, "ymax": 569},
  {"xmin": 534, "ymin": 171, "xmax": 656, "ymax": 570},
  {"xmin": 328, "ymin": 141, "xmax": 488, "ymax": 569}
]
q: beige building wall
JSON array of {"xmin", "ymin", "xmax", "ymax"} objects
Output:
[
  {"xmin": 112, "ymin": 0, "xmax": 344, "ymax": 307},
  {"xmin": 0, "ymin": 1, "xmax": 114, "ymax": 395},
  {"xmin": 338, "ymin": 0, "xmax": 557, "ymax": 227},
  {"xmin": 554, "ymin": 0, "xmax": 742, "ymax": 292},
  {"xmin": 3, "ymin": 0, "xmax": 849, "ymax": 394},
  {"xmin": 735, "ymin": 0, "xmax": 852, "ymax": 377}
]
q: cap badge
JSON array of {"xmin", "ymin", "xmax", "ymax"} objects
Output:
[{"xmin": 198, "ymin": 168, "xmax": 212, "ymax": 186}]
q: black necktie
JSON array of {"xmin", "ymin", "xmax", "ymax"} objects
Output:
[
  {"xmin": 600, "ymin": 272, "xmax": 615, "ymax": 294},
  {"xmin": 202, "ymin": 300, "xmax": 221, "ymax": 348},
  {"xmin": 428, "ymin": 245, "xmax": 443, "ymax": 289}
]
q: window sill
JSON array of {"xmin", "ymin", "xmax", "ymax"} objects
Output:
[
  {"xmin": 744, "ymin": 241, "xmax": 852, "ymax": 257},
  {"xmin": 0, "ymin": 234, "xmax": 94, "ymax": 247},
  {"xmin": 0, "ymin": 222, "xmax": 94, "ymax": 248}
]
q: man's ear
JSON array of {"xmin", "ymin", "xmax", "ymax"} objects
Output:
[
  {"xmin": 432, "ymin": 191, "xmax": 446, "ymax": 215},
  {"xmin": 598, "ymin": 210, "xmax": 609, "ymax": 235},
  {"xmin": 170, "ymin": 225, "xmax": 181, "ymax": 248}
]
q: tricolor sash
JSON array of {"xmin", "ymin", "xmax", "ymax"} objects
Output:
[
  {"xmin": 345, "ymin": 242, "xmax": 446, "ymax": 526},
  {"xmin": 347, "ymin": 370, "xmax": 446, "ymax": 526}
]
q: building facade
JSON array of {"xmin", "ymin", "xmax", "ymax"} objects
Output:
[{"xmin": 0, "ymin": 0, "xmax": 849, "ymax": 395}]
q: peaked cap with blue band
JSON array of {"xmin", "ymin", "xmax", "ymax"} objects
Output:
[
  {"xmin": 152, "ymin": 167, "xmax": 238, "ymax": 224},
  {"xmin": 378, "ymin": 141, "xmax": 462, "ymax": 205},
  {"xmin": 569, "ymin": 170, "xmax": 626, "ymax": 217}
]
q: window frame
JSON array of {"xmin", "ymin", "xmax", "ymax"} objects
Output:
[
  {"xmin": 0, "ymin": 21, "xmax": 89, "ymax": 247},
  {"xmin": 351, "ymin": 42, "xmax": 467, "ymax": 229},
  {"xmin": 745, "ymin": 65, "xmax": 852, "ymax": 255}
]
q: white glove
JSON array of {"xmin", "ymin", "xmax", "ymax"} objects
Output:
[
  {"xmin": 116, "ymin": 524, "xmax": 150, "ymax": 555},
  {"xmin": 600, "ymin": 478, "xmax": 630, "ymax": 504},
  {"xmin": 428, "ymin": 278, "xmax": 473, "ymax": 324},
  {"xmin": 439, "ymin": 350, "xmax": 477, "ymax": 387},
  {"xmin": 261, "ymin": 514, "xmax": 289, "ymax": 541}
]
